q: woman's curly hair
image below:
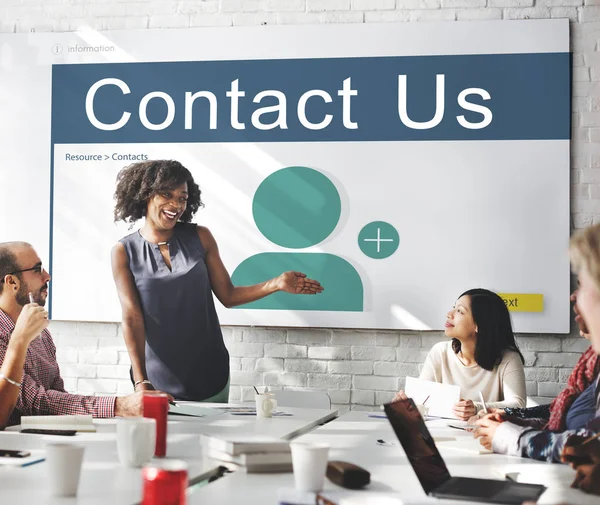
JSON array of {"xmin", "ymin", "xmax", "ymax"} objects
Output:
[{"xmin": 113, "ymin": 160, "xmax": 203, "ymax": 225}]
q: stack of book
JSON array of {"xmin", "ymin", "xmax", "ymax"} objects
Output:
[{"xmin": 200, "ymin": 434, "xmax": 292, "ymax": 473}]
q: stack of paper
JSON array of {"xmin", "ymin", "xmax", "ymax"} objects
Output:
[
  {"xmin": 200, "ymin": 434, "xmax": 292, "ymax": 473},
  {"xmin": 20, "ymin": 415, "xmax": 96, "ymax": 432}
]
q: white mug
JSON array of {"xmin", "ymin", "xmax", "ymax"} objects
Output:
[
  {"xmin": 45, "ymin": 443, "xmax": 85, "ymax": 497},
  {"xmin": 255, "ymin": 393, "xmax": 277, "ymax": 418},
  {"xmin": 116, "ymin": 417, "xmax": 156, "ymax": 467}
]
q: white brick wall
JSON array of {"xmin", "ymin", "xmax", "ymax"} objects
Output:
[
  {"xmin": 3, "ymin": 0, "xmax": 596, "ymax": 413},
  {"xmin": 49, "ymin": 320, "xmax": 586, "ymax": 412}
]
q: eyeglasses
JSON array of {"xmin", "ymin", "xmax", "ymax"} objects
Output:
[{"xmin": 0, "ymin": 263, "xmax": 44, "ymax": 283}]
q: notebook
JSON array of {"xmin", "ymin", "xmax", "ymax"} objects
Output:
[
  {"xmin": 206, "ymin": 448, "xmax": 293, "ymax": 472},
  {"xmin": 20, "ymin": 415, "xmax": 95, "ymax": 432},
  {"xmin": 200, "ymin": 434, "xmax": 290, "ymax": 456},
  {"xmin": 383, "ymin": 399, "xmax": 546, "ymax": 504},
  {"xmin": 206, "ymin": 449, "xmax": 293, "ymax": 466}
]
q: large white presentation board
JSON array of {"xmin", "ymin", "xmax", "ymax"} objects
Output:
[{"xmin": 0, "ymin": 21, "xmax": 570, "ymax": 332}]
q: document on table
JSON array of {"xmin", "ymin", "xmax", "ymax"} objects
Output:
[
  {"xmin": 215, "ymin": 407, "xmax": 293, "ymax": 417},
  {"xmin": 168, "ymin": 404, "xmax": 223, "ymax": 418},
  {"xmin": 405, "ymin": 377, "xmax": 460, "ymax": 419},
  {"xmin": 437, "ymin": 438, "xmax": 492, "ymax": 455}
]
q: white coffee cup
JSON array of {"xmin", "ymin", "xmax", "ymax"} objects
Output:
[
  {"xmin": 290, "ymin": 442, "xmax": 330, "ymax": 492},
  {"xmin": 255, "ymin": 393, "xmax": 277, "ymax": 418},
  {"xmin": 45, "ymin": 443, "xmax": 85, "ymax": 497},
  {"xmin": 116, "ymin": 417, "xmax": 156, "ymax": 467}
]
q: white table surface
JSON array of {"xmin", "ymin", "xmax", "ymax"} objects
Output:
[
  {"xmin": 187, "ymin": 411, "xmax": 600, "ymax": 505},
  {"xmin": 0, "ymin": 403, "xmax": 338, "ymax": 505}
]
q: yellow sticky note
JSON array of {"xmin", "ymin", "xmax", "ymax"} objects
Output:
[{"xmin": 497, "ymin": 293, "xmax": 544, "ymax": 312}]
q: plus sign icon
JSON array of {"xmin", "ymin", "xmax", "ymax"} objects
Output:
[{"xmin": 358, "ymin": 221, "xmax": 399, "ymax": 259}]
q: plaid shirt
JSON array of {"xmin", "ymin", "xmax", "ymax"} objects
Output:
[{"xmin": 0, "ymin": 309, "xmax": 115, "ymax": 426}]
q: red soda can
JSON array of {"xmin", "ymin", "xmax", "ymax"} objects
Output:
[
  {"xmin": 141, "ymin": 460, "xmax": 188, "ymax": 505},
  {"xmin": 143, "ymin": 392, "xmax": 169, "ymax": 457}
]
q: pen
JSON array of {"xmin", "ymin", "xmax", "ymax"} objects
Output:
[
  {"xmin": 28, "ymin": 292, "xmax": 34, "ymax": 304},
  {"xmin": 580, "ymin": 432, "xmax": 600, "ymax": 446},
  {"xmin": 478, "ymin": 391, "xmax": 488, "ymax": 414},
  {"xmin": 169, "ymin": 400, "xmax": 179, "ymax": 407}
]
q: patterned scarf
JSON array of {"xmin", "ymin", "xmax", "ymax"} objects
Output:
[{"xmin": 545, "ymin": 346, "xmax": 600, "ymax": 431}]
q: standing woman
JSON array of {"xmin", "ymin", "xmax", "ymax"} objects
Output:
[
  {"xmin": 394, "ymin": 288, "xmax": 526, "ymax": 419},
  {"xmin": 111, "ymin": 160, "xmax": 323, "ymax": 402}
]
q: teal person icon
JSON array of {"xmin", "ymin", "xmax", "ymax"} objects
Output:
[{"xmin": 231, "ymin": 166, "xmax": 363, "ymax": 311}]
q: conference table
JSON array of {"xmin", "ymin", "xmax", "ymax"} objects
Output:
[
  {"xmin": 186, "ymin": 411, "xmax": 600, "ymax": 505},
  {"xmin": 0, "ymin": 403, "xmax": 338, "ymax": 505},
  {"xmin": 0, "ymin": 405, "xmax": 598, "ymax": 505}
]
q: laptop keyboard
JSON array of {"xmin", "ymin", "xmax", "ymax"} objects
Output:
[{"xmin": 439, "ymin": 477, "xmax": 509, "ymax": 497}]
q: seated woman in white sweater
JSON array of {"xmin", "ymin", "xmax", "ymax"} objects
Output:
[{"xmin": 395, "ymin": 288, "xmax": 527, "ymax": 420}]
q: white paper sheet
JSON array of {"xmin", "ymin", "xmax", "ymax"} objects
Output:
[{"xmin": 404, "ymin": 376, "xmax": 460, "ymax": 419}]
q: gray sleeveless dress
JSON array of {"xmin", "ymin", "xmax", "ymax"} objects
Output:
[{"xmin": 120, "ymin": 222, "xmax": 230, "ymax": 401}]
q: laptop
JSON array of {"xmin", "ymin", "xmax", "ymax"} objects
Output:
[{"xmin": 383, "ymin": 399, "xmax": 546, "ymax": 504}]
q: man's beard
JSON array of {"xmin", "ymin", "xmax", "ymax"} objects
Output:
[{"xmin": 16, "ymin": 282, "xmax": 46, "ymax": 307}]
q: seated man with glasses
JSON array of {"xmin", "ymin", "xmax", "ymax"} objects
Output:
[{"xmin": 0, "ymin": 241, "xmax": 167, "ymax": 427}]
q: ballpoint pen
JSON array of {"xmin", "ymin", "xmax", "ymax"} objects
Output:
[{"xmin": 478, "ymin": 391, "xmax": 488, "ymax": 414}]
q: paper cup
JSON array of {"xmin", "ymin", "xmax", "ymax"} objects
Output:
[
  {"xmin": 45, "ymin": 443, "xmax": 85, "ymax": 497},
  {"xmin": 117, "ymin": 417, "xmax": 156, "ymax": 467},
  {"xmin": 290, "ymin": 442, "xmax": 329, "ymax": 492}
]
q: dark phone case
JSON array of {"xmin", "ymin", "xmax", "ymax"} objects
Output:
[
  {"xmin": 21, "ymin": 429, "xmax": 77, "ymax": 436},
  {"xmin": 326, "ymin": 460, "xmax": 371, "ymax": 489},
  {"xmin": 0, "ymin": 449, "xmax": 30, "ymax": 458}
]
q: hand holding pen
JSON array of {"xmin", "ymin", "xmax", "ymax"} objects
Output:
[{"xmin": 562, "ymin": 432, "xmax": 600, "ymax": 468}]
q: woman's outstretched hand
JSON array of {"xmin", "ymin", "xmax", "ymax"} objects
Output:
[{"xmin": 278, "ymin": 271, "xmax": 324, "ymax": 294}]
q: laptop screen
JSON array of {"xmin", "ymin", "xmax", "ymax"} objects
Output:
[{"xmin": 383, "ymin": 399, "xmax": 452, "ymax": 494}]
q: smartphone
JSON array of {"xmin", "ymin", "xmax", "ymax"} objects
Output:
[
  {"xmin": 0, "ymin": 449, "xmax": 31, "ymax": 458},
  {"xmin": 21, "ymin": 429, "xmax": 77, "ymax": 436}
]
